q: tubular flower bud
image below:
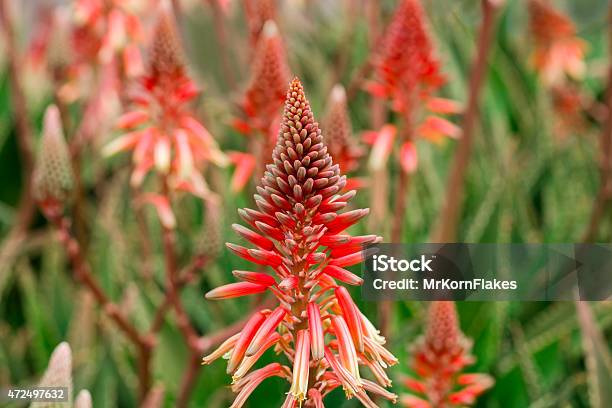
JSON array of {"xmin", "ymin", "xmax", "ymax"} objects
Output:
[
  {"xmin": 205, "ymin": 282, "xmax": 269, "ymax": 300},
  {"xmin": 96, "ymin": 0, "xmax": 144, "ymax": 76},
  {"xmin": 402, "ymin": 301, "xmax": 493, "ymax": 407},
  {"xmin": 33, "ymin": 105, "xmax": 74, "ymax": 215},
  {"xmin": 331, "ymin": 315, "xmax": 361, "ymax": 381},
  {"xmin": 104, "ymin": 4, "xmax": 225, "ymax": 196},
  {"xmin": 204, "ymin": 78, "xmax": 396, "ymax": 406},
  {"xmin": 308, "ymin": 302, "xmax": 325, "ymax": 361},
  {"xmin": 233, "ymin": 270, "xmax": 277, "ymax": 286},
  {"xmin": 289, "ymin": 330, "xmax": 311, "ymax": 403},
  {"xmin": 308, "ymin": 389, "xmax": 325, "ymax": 408},
  {"xmin": 227, "ymin": 311, "xmax": 267, "ymax": 374},
  {"xmin": 247, "ymin": 307, "xmax": 287, "ymax": 356},
  {"xmin": 335, "ymin": 287, "xmax": 364, "ymax": 353},
  {"xmin": 230, "ymin": 363, "xmax": 287, "ymax": 408},
  {"xmin": 323, "ymin": 265, "xmax": 363, "ymax": 285},
  {"xmin": 233, "ymin": 332, "xmax": 281, "ymax": 380},
  {"xmin": 528, "ymin": 0, "xmax": 586, "ymax": 86},
  {"xmin": 202, "ymin": 333, "xmax": 241, "ymax": 365}
]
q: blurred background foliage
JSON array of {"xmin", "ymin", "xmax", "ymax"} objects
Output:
[{"xmin": 0, "ymin": 0, "xmax": 611, "ymax": 407}]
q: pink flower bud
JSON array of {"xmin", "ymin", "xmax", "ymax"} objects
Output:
[
  {"xmin": 202, "ymin": 333, "xmax": 240, "ymax": 365},
  {"xmin": 246, "ymin": 307, "xmax": 287, "ymax": 356},
  {"xmin": 232, "ymin": 270, "xmax": 276, "ymax": 287},
  {"xmin": 331, "ymin": 315, "xmax": 360, "ymax": 381},
  {"xmin": 233, "ymin": 332, "xmax": 281, "ymax": 380},
  {"xmin": 232, "ymin": 224, "xmax": 276, "ymax": 251},
  {"xmin": 323, "ymin": 265, "xmax": 363, "ymax": 286},
  {"xmin": 33, "ymin": 105, "xmax": 74, "ymax": 214},
  {"xmin": 307, "ymin": 302, "xmax": 324, "ymax": 361},
  {"xmin": 230, "ymin": 363, "xmax": 286, "ymax": 408},
  {"xmin": 335, "ymin": 287, "xmax": 364, "ymax": 353},
  {"xmin": 528, "ymin": 0, "xmax": 586, "ymax": 86},
  {"xmin": 226, "ymin": 312, "xmax": 267, "ymax": 374}
]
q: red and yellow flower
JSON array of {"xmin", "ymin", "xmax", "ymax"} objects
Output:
[
  {"xmin": 366, "ymin": 0, "xmax": 461, "ymax": 174},
  {"xmin": 204, "ymin": 78, "xmax": 397, "ymax": 407},
  {"xmin": 104, "ymin": 4, "xmax": 225, "ymax": 196},
  {"xmin": 402, "ymin": 301, "xmax": 493, "ymax": 408},
  {"xmin": 528, "ymin": 0, "xmax": 586, "ymax": 86}
]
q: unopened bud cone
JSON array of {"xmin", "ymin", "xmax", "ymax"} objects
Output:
[{"xmin": 33, "ymin": 105, "xmax": 74, "ymax": 211}]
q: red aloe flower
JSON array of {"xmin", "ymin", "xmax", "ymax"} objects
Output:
[
  {"xmin": 30, "ymin": 1, "xmax": 153, "ymax": 151},
  {"xmin": 104, "ymin": 4, "xmax": 226, "ymax": 195},
  {"xmin": 243, "ymin": 0, "xmax": 278, "ymax": 48},
  {"xmin": 401, "ymin": 301, "xmax": 493, "ymax": 408},
  {"xmin": 204, "ymin": 78, "xmax": 398, "ymax": 407},
  {"xmin": 366, "ymin": 0, "xmax": 460, "ymax": 174},
  {"xmin": 322, "ymin": 85, "xmax": 363, "ymax": 177},
  {"xmin": 528, "ymin": 0, "xmax": 586, "ymax": 86},
  {"xmin": 369, "ymin": 0, "xmax": 444, "ymax": 114},
  {"xmin": 231, "ymin": 20, "xmax": 291, "ymax": 190},
  {"xmin": 73, "ymin": 0, "xmax": 145, "ymax": 76},
  {"xmin": 33, "ymin": 105, "xmax": 75, "ymax": 217},
  {"xmin": 55, "ymin": 0, "xmax": 150, "ymax": 103},
  {"xmin": 239, "ymin": 20, "xmax": 290, "ymax": 135}
]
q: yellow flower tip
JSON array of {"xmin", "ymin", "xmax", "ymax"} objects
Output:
[{"xmin": 292, "ymin": 391, "xmax": 306, "ymax": 405}]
